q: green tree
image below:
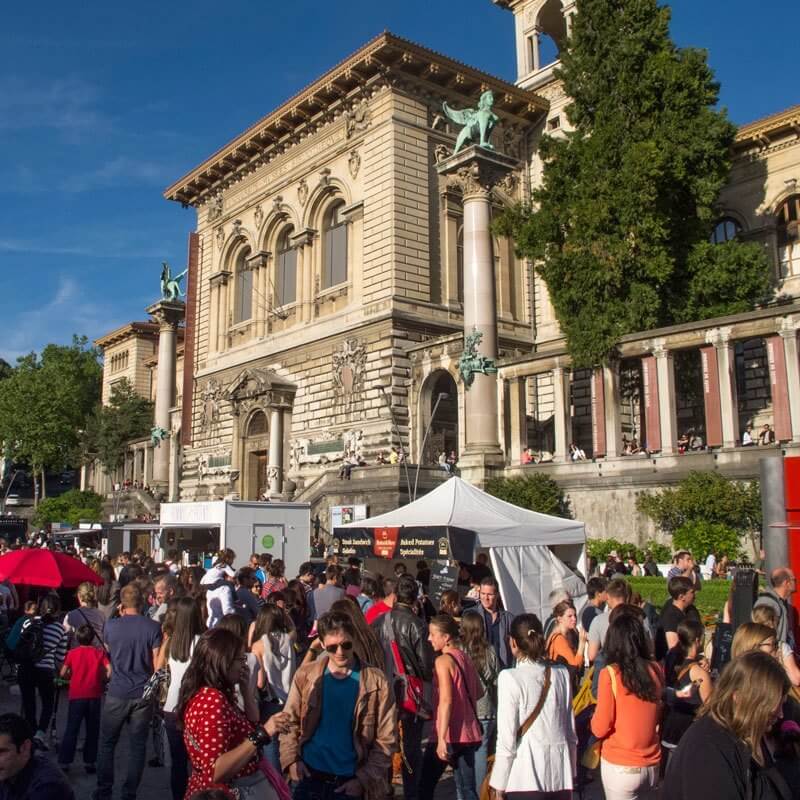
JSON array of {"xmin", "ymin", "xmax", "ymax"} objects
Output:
[
  {"xmin": 637, "ymin": 471, "xmax": 760, "ymax": 552},
  {"xmin": 495, "ymin": 0, "xmax": 771, "ymax": 367},
  {"xmin": 0, "ymin": 337, "xmax": 101, "ymax": 502},
  {"xmin": 485, "ymin": 473, "xmax": 571, "ymax": 517},
  {"xmin": 32, "ymin": 489, "xmax": 104, "ymax": 528},
  {"xmin": 0, "ymin": 360, "xmax": 11, "ymax": 382},
  {"xmin": 672, "ymin": 520, "xmax": 744, "ymax": 561},
  {"xmin": 82, "ymin": 379, "xmax": 153, "ymax": 473}
]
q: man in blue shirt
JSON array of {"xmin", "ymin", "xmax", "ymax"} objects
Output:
[
  {"xmin": 463, "ymin": 577, "xmax": 514, "ymax": 668},
  {"xmin": 93, "ymin": 583, "xmax": 161, "ymax": 800}
]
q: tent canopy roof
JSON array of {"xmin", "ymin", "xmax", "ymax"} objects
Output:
[{"xmin": 339, "ymin": 476, "xmax": 585, "ymax": 547}]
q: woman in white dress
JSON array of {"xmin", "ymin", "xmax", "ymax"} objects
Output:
[{"xmin": 490, "ymin": 613, "xmax": 577, "ymax": 800}]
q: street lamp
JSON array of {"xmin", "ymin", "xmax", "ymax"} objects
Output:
[
  {"xmin": 378, "ymin": 384, "xmax": 413, "ymax": 502},
  {"xmin": 413, "ymin": 392, "xmax": 449, "ymax": 502}
]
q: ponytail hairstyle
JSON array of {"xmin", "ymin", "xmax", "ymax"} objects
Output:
[
  {"xmin": 429, "ymin": 614, "xmax": 461, "ymax": 645},
  {"xmin": 509, "ymin": 613, "xmax": 545, "ymax": 662},
  {"xmin": 674, "ymin": 619, "xmax": 705, "ymax": 665}
]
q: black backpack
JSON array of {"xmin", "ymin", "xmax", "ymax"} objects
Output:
[{"xmin": 10, "ymin": 618, "xmax": 45, "ymax": 664}]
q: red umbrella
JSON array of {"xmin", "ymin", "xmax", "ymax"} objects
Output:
[{"xmin": 0, "ymin": 549, "xmax": 103, "ymax": 589}]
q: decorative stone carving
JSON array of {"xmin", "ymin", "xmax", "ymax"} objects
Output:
[
  {"xmin": 198, "ymin": 450, "xmax": 235, "ymax": 481},
  {"xmin": 319, "ymin": 168, "xmax": 331, "ymax": 187},
  {"xmin": 498, "ymin": 172, "xmax": 518, "ymax": 196},
  {"xmin": 225, "ymin": 368, "xmax": 297, "ymax": 416},
  {"xmin": 458, "ymin": 328, "xmax": 498, "ymax": 389},
  {"xmin": 297, "ymin": 178, "xmax": 309, "ymax": 206},
  {"xmin": 199, "ymin": 378, "xmax": 222, "ymax": 431},
  {"xmin": 434, "ymin": 143, "xmax": 450, "ymax": 164},
  {"xmin": 290, "ymin": 428, "xmax": 364, "ymax": 467},
  {"xmin": 272, "ymin": 195, "xmax": 285, "ymax": 216},
  {"xmin": 344, "ymin": 98, "xmax": 371, "ymax": 139},
  {"xmin": 231, "ymin": 219, "xmax": 243, "ymax": 239},
  {"xmin": 332, "ymin": 338, "xmax": 367, "ymax": 411},
  {"xmin": 254, "ymin": 205, "xmax": 264, "ymax": 228},
  {"xmin": 215, "ymin": 226, "xmax": 225, "ymax": 251},
  {"xmin": 208, "ymin": 193, "xmax": 223, "ymax": 221},
  {"xmin": 348, "ymin": 149, "xmax": 361, "ymax": 179},
  {"xmin": 438, "ymin": 147, "xmax": 519, "ymax": 200}
]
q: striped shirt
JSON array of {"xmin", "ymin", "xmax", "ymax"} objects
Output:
[{"xmin": 35, "ymin": 619, "xmax": 68, "ymax": 671}]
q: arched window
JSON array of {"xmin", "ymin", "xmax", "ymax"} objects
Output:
[
  {"xmin": 322, "ymin": 201, "xmax": 348, "ymax": 289},
  {"xmin": 275, "ymin": 227, "xmax": 297, "ymax": 307},
  {"xmin": 233, "ymin": 248, "xmax": 253, "ymax": 323},
  {"xmin": 710, "ymin": 217, "xmax": 742, "ymax": 244},
  {"xmin": 777, "ymin": 195, "xmax": 800, "ymax": 278},
  {"xmin": 247, "ymin": 410, "xmax": 268, "ymax": 437},
  {"xmin": 527, "ymin": 0, "xmax": 567, "ymax": 72}
]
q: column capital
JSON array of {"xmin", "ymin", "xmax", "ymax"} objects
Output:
[
  {"xmin": 778, "ymin": 315, "xmax": 800, "ymax": 340},
  {"xmin": 651, "ymin": 338, "xmax": 670, "ymax": 359},
  {"xmin": 435, "ymin": 145, "xmax": 519, "ymax": 201},
  {"xmin": 705, "ymin": 325, "xmax": 734, "ymax": 348},
  {"xmin": 146, "ymin": 299, "xmax": 185, "ymax": 330}
]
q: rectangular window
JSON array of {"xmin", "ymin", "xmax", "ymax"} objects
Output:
[
  {"xmin": 323, "ymin": 224, "xmax": 348, "ymax": 289},
  {"xmin": 277, "ymin": 248, "xmax": 297, "ymax": 306},
  {"xmin": 234, "ymin": 268, "xmax": 253, "ymax": 323}
]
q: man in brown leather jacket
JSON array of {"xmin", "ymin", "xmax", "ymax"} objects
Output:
[{"xmin": 280, "ymin": 612, "xmax": 397, "ymax": 800}]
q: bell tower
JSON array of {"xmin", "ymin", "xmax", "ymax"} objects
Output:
[{"xmin": 493, "ymin": 0, "xmax": 576, "ymax": 91}]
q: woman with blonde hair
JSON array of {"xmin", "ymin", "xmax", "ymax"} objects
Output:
[
  {"xmin": 64, "ymin": 581, "xmax": 105, "ymax": 648},
  {"xmin": 752, "ymin": 604, "xmax": 800, "ymax": 686},
  {"xmin": 663, "ymin": 651, "xmax": 792, "ymax": 799},
  {"xmin": 731, "ymin": 622, "xmax": 779, "ymax": 660}
]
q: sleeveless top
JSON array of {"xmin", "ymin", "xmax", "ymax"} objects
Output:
[
  {"xmin": 662, "ymin": 656, "xmax": 702, "ymax": 746},
  {"xmin": 434, "ymin": 648, "xmax": 483, "ymax": 745},
  {"xmin": 259, "ymin": 632, "xmax": 296, "ymax": 703}
]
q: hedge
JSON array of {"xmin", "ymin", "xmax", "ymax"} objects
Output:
[{"xmin": 625, "ymin": 576, "xmax": 731, "ymax": 619}]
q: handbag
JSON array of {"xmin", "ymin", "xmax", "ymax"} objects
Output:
[
  {"xmin": 479, "ymin": 663, "xmax": 552, "ymax": 800},
  {"xmin": 142, "ymin": 665, "xmax": 170, "ymax": 707},
  {"xmin": 386, "ymin": 614, "xmax": 431, "ymax": 719}
]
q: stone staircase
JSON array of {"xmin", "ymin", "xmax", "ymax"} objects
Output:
[{"xmin": 103, "ymin": 488, "xmax": 159, "ymax": 521}]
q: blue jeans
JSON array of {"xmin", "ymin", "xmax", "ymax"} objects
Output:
[
  {"xmin": 163, "ymin": 711, "xmax": 188, "ymax": 800},
  {"xmin": 259, "ymin": 698, "xmax": 284, "ymax": 772},
  {"xmin": 93, "ymin": 695, "xmax": 153, "ymax": 800},
  {"xmin": 58, "ymin": 697, "xmax": 101, "ymax": 765},
  {"xmin": 475, "ymin": 718, "xmax": 496, "ymax": 790},
  {"xmin": 419, "ymin": 741, "xmax": 479, "ymax": 800}
]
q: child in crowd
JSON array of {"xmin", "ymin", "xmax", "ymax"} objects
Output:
[{"xmin": 57, "ymin": 624, "xmax": 110, "ymax": 773}]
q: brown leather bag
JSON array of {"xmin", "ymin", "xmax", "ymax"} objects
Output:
[{"xmin": 479, "ymin": 664, "xmax": 552, "ymax": 800}]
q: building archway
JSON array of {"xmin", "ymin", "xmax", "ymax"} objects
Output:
[
  {"xmin": 243, "ymin": 409, "xmax": 269, "ymax": 500},
  {"xmin": 419, "ymin": 370, "xmax": 459, "ymax": 465}
]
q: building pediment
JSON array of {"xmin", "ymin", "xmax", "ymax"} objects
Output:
[{"xmin": 225, "ymin": 368, "xmax": 296, "ymax": 414}]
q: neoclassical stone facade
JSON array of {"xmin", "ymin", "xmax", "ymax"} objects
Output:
[{"xmin": 92, "ymin": 7, "xmax": 800, "ymax": 544}]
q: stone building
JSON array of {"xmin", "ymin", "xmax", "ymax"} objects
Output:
[{"xmin": 93, "ymin": 2, "xmax": 800, "ymax": 544}]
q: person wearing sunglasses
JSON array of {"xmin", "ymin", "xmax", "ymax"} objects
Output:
[{"xmin": 281, "ymin": 612, "xmax": 396, "ymax": 800}]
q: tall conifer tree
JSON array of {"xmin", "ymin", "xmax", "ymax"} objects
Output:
[{"xmin": 498, "ymin": 0, "xmax": 771, "ymax": 366}]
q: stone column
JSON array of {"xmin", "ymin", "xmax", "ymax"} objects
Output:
[
  {"xmin": 552, "ymin": 365, "xmax": 571, "ymax": 462},
  {"xmin": 247, "ymin": 252, "xmax": 269, "ymax": 337},
  {"xmin": 708, "ymin": 327, "xmax": 739, "ymax": 448},
  {"xmin": 268, "ymin": 407, "xmax": 283, "ymax": 497},
  {"xmin": 507, "ymin": 378, "xmax": 527, "ymax": 464},
  {"xmin": 436, "ymin": 147, "xmax": 518, "ymax": 480},
  {"xmin": 291, "ymin": 229, "xmax": 315, "ymax": 323},
  {"xmin": 295, "ymin": 244, "xmax": 306, "ymax": 322},
  {"xmin": 132, "ymin": 446, "xmax": 141, "ymax": 484},
  {"xmin": 653, "ymin": 343, "xmax": 677, "ymax": 455},
  {"xmin": 209, "ymin": 272, "xmax": 231, "ymax": 352},
  {"xmin": 143, "ymin": 445, "xmax": 152, "ymax": 486},
  {"xmin": 780, "ymin": 320, "xmax": 800, "ymax": 443},
  {"xmin": 603, "ymin": 363, "xmax": 622, "ymax": 458},
  {"xmin": 146, "ymin": 300, "xmax": 186, "ymax": 489}
]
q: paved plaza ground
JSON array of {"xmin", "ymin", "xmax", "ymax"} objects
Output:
[{"xmin": 0, "ymin": 680, "xmax": 604, "ymax": 800}]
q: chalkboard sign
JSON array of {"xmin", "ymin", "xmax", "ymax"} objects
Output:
[{"xmin": 428, "ymin": 561, "xmax": 459, "ymax": 608}]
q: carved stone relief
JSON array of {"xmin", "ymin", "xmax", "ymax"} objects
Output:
[
  {"xmin": 344, "ymin": 98, "xmax": 371, "ymax": 139},
  {"xmin": 199, "ymin": 378, "xmax": 222, "ymax": 431},
  {"xmin": 332, "ymin": 338, "xmax": 367, "ymax": 412},
  {"xmin": 290, "ymin": 428, "xmax": 364, "ymax": 468},
  {"xmin": 253, "ymin": 205, "xmax": 264, "ymax": 228},
  {"xmin": 348, "ymin": 149, "xmax": 361, "ymax": 179},
  {"xmin": 297, "ymin": 178, "xmax": 309, "ymax": 206},
  {"xmin": 208, "ymin": 193, "xmax": 223, "ymax": 221}
]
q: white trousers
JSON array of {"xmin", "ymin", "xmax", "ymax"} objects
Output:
[{"xmin": 600, "ymin": 758, "xmax": 660, "ymax": 800}]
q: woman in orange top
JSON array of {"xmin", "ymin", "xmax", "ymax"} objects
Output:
[
  {"xmin": 546, "ymin": 600, "xmax": 586, "ymax": 689},
  {"xmin": 590, "ymin": 609, "xmax": 664, "ymax": 800}
]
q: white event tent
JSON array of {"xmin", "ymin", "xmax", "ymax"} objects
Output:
[{"xmin": 338, "ymin": 476, "xmax": 587, "ymax": 620}]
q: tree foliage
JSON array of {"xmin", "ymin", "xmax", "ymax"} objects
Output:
[
  {"xmin": 495, "ymin": 0, "xmax": 771, "ymax": 366},
  {"xmin": 672, "ymin": 520, "xmax": 744, "ymax": 561},
  {"xmin": 587, "ymin": 537, "xmax": 671, "ymax": 564},
  {"xmin": 637, "ymin": 471, "xmax": 760, "ymax": 540},
  {"xmin": 485, "ymin": 473, "xmax": 571, "ymax": 518},
  {"xmin": 0, "ymin": 360, "xmax": 11, "ymax": 382},
  {"xmin": 82, "ymin": 379, "xmax": 153, "ymax": 473},
  {"xmin": 0, "ymin": 338, "xmax": 101, "ymax": 481},
  {"xmin": 32, "ymin": 489, "xmax": 104, "ymax": 528}
]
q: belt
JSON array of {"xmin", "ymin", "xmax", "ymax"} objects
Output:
[{"xmin": 307, "ymin": 767, "xmax": 355, "ymax": 784}]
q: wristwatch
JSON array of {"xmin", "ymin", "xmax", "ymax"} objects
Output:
[{"xmin": 247, "ymin": 729, "xmax": 271, "ymax": 749}]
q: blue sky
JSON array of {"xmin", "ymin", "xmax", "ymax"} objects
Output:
[{"xmin": 0, "ymin": 0, "xmax": 795, "ymax": 363}]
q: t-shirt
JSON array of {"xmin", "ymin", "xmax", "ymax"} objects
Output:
[
  {"xmin": 104, "ymin": 614, "xmax": 162, "ymax": 699},
  {"xmin": 365, "ymin": 600, "xmax": 391, "ymax": 625},
  {"xmin": 581, "ymin": 603, "xmax": 602, "ymax": 633},
  {"xmin": 64, "ymin": 646, "xmax": 108, "ymax": 700},
  {"xmin": 313, "ymin": 584, "xmax": 345, "ymax": 619},
  {"xmin": 656, "ymin": 602, "xmax": 685, "ymax": 661},
  {"xmin": 302, "ymin": 666, "xmax": 360, "ymax": 776}
]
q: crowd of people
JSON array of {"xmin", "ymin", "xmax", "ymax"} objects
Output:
[{"xmin": 0, "ymin": 545, "xmax": 796, "ymax": 800}]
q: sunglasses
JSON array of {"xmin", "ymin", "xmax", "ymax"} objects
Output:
[{"xmin": 324, "ymin": 641, "xmax": 354, "ymax": 654}]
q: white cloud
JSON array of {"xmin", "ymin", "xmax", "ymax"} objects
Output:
[
  {"xmin": 0, "ymin": 237, "xmax": 167, "ymax": 260},
  {"xmin": 0, "ymin": 275, "xmax": 128, "ymax": 363}
]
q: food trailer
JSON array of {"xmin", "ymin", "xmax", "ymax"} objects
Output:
[{"xmin": 107, "ymin": 500, "xmax": 311, "ymax": 576}]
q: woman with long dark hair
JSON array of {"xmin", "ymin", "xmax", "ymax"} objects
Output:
[
  {"xmin": 489, "ymin": 614, "xmax": 576, "ymax": 800},
  {"xmin": 460, "ymin": 611, "xmax": 499, "ymax": 789},
  {"xmin": 664, "ymin": 652, "xmax": 793, "ymax": 799},
  {"xmin": 161, "ymin": 597, "xmax": 205, "ymax": 800},
  {"xmin": 591, "ymin": 612, "xmax": 663, "ymax": 800},
  {"xmin": 178, "ymin": 628, "xmax": 290, "ymax": 799},
  {"xmin": 418, "ymin": 614, "xmax": 484, "ymax": 800},
  {"xmin": 95, "ymin": 560, "xmax": 120, "ymax": 619}
]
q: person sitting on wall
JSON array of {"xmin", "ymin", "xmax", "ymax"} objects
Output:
[
  {"xmin": 446, "ymin": 450, "xmax": 457, "ymax": 471},
  {"xmin": 375, "ymin": 451, "xmax": 388, "ymax": 465},
  {"xmin": 689, "ymin": 431, "xmax": 704, "ymax": 451},
  {"xmin": 569, "ymin": 443, "xmax": 586, "ymax": 461},
  {"xmin": 437, "ymin": 452, "xmax": 450, "ymax": 472},
  {"xmin": 741, "ymin": 424, "xmax": 755, "ymax": 446},
  {"xmin": 677, "ymin": 432, "xmax": 689, "ymax": 454},
  {"xmin": 629, "ymin": 437, "xmax": 642, "ymax": 455},
  {"xmin": 758, "ymin": 424, "xmax": 776, "ymax": 445},
  {"xmin": 388, "ymin": 447, "xmax": 398, "ymax": 464}
]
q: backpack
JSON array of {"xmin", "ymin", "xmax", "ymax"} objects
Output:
[{"xmin": 9, "ymin": 618, "xmax": 45, "ymax": 664}]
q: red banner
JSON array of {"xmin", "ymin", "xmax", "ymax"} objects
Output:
[
  {"xmin": 700, "ymin": 345, "xmax": 723, "ymax": 448},
  {"xmin": 767, "ymin": 336, "xmax": 792, "ymax": 442},
  {"xmin": 642, "ymin": 355, "xmax": 661, "ymax": 452},
  {"xmin": 372, "ymin": 527, "xmax": 400, "ymax": 559}
]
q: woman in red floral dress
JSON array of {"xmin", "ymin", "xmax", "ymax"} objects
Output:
[{"xmin": 177, "ymin": 628, "xmax": 290, "ymax": 799}]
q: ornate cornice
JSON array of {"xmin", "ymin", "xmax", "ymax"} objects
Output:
[
  {"xmin": 163, "ymin": 32, "xmax": 547, "ymax": 208},
  {"xmin": 436, "ymin": 145, "xmax": 519, "ymax": 200},
  {"xmin": 734, "ymin": 104, "xmax": 800, "ymax": 153}
]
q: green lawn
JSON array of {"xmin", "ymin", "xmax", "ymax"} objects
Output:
[{"xmin": 626, "ymin": 576, "xmax": 732, "ymax": 619}]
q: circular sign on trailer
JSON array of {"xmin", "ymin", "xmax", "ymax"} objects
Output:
[{"xmin": 261, "ymin": 534, "xmax": 275, "ymax": 549}]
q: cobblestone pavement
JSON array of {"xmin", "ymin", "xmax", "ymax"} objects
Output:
[{"xmin": 0, "ymin": 681, "xmax": 604, "ymax": 800}]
